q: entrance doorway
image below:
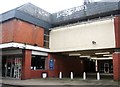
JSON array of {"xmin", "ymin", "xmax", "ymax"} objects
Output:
[
  {"xmin": 104, "ymin": 63, "xmax": 109, "ymax": 73},
  {"xmin": 99, "ymin": 60, "xmax": 113, "ymax": 73},
  {"xmin": 2, "ymin": 56, "xmax": 22, "ymax": 79},
  {"xmin": 84, "ymin": 59, "xmax": 96, "ymax": 73}
]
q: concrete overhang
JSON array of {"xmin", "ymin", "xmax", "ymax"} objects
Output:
[
  {"xmin": 0, "ymin": 42, "xmax": 50, "ymax": 53},
  {"xmin": 53, "ymin": 48, "xmax": 115, "ymax": 60}
]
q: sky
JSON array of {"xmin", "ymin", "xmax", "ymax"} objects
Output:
[{"xmin": 0, "ymin": 0, "xmax": 102, "ymax": 14}]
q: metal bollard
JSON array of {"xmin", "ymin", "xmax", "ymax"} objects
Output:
[
  {"xmin": 59, "ymin": 72, "xmax": 62, "ymax": 79},
  {"xmin": 70, "ymin": 72, "xmax": 73, "ymax": 80},
  {"xmin": 97, "ymin": 72, "xmax": 100, "ymax": 80},
  {"xmin": 83, "ymin": 72, "xmax": 86, "ymax": 80}
]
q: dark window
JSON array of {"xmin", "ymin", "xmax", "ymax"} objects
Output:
[
  {"xmin": 31, "ymin": 55, "xmax": 46, "ymax": 70},
  {"xmin": 44, "ymin": 30, "xmax": 49, "ymax": 48},
  {"xmin": 44, "ymin": 35, "xmax": 49, "ymax": 41},
  {"xmin": 44, "ymin": 30, "xmax": 49, "ymax": 35}
]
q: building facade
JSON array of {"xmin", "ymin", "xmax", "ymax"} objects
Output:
[{"xmin": 0, "ymin": 2, "xmax": 120, "ymax": 80}]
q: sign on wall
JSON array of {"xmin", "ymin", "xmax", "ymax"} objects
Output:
[{"xmin": 49, "ymin": 59, "xmax": 54, "ymax": 70}]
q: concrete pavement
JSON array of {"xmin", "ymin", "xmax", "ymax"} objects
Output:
[{"xmin": 1, "ymin": 77, "xmax": 120, "ymax": 86}]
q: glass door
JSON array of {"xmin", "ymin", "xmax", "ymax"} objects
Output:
[
  {"xmin": 5, "ymin": 58, "xmax": 14, "ymax": 77},
  {"xmin": 13, "ymin": 58, "xmax": 22, "ymax": 79},
  {"xmin": 4, "ymin": 57, "xmax": 22, "ymax": 79}
]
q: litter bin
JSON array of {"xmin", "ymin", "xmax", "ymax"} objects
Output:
[{"xmin": 42, "ymin": 72, "xmax": 47, "ymax": 78}]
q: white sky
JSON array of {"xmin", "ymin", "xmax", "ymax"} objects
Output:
[{"xmin": 0, "ymin": 0, "xmax": 101, "ymax": 14}]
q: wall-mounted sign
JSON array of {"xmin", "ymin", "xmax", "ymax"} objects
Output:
[{"xmin": 49, "ymin": 59, "xmax": 54, "ymax": 70}]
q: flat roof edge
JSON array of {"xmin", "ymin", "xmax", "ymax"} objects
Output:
[
  {"xmin": 0, "ymin": 9, "xmax": 52, "ymax": 29},
  {"xmin": 0, "ymin": 10, "xmax": 16, "ymax": 23}
]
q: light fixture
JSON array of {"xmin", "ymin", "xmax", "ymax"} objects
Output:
[
  {"xmin": 95, "ymin": 52, "xmax": 110, "ymax": 55},
  {"xmin": 92, "ymin": 41, "xmax": 96, "ymax": 44},
  {"xmin": 103, "ymin": 54, "xmax": 112, "ymax": 57},
  {"xmin": 80, "ymin": 56, "xmax": 90, "ymax": 58},
  {"xmin": 91, "ymin": 57, "xmax": 112, "ymax": 60},
  {"xmin": 69, "ymin": 53, "xmax": 81, "ymax": 56}
]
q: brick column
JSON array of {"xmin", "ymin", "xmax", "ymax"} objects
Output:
[
  {"xmin": 113, "ymin": 52, "xmax": 120, "ymax": 80},
  {"xmin": 48, "ymin": 54, "xmax": 59, "ymax": 78},
  {"xmin": 21, "ymin": 50, "xmax": 31, "ymax": 80}
]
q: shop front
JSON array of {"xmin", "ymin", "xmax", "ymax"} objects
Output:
[{"xmin": 2, "ymin": 49, "xmax": 23, "ymax": 79}]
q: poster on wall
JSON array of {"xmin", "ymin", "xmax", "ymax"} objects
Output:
[{"xmin": 49, "ymin": 59, "xmax": 54, "ymax": 70}]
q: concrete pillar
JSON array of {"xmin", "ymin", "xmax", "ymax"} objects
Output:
[
  {"xmin": 95, "ymin": 60, "xmax": 98, "ymax": 72},
  {"xmin": 113, "ymin": 52, "xmax": 120, "ymax": 80},
  {"xmin": 21, "ymin": 50, "xmax": 31, "ymax": 80}
]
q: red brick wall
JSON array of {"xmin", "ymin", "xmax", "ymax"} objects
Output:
[
  {"xmin": 114, "ymin": 16, "xmax": 120, "ymax": 48},
  {"xmin": 1, "ymin": 19, "xmax": 15, "ymax": 43},
  {"xmin": 48, "ymin": 54, "xmax": 84, "ymax": 78},
  {"xmin": 113, "ymin": 17, "xmax": 120, "ymax": 80},
  {"xmin": 21, "ymin": 50, "xmax": 31, "ymax": 80},
  {"xmin": 31, "ymin": 70, "xmax": 48, "ymax": 78},
  {"xmin": 1, "ymin": 19, "xmax": 44, "ymax": 47},
  {"xmin": 113, "ymin": 52, "xmax": 120, "ymax": 80}
]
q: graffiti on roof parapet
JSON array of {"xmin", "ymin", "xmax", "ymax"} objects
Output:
[{"xmin": 56, "ymin": 5, "xmax": 87, "ymax": 18}]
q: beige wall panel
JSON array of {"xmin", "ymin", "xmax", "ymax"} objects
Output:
[{"xmin": 50, "ymin": 18, "xmax": 115, "ymax": 52}]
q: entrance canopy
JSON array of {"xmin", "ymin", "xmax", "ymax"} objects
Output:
[{"xmin": 60, "ymin": 48, "xmax": 115, "ymax": 60}]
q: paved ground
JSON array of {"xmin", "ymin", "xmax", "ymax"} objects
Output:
[{"xmin": 1, "ymin": 77, "xmax": 120, "ymax": 87}]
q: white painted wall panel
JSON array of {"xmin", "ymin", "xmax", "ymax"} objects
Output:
[{"xmin": 50, "ymin": 18, "xmax": 115, "ymax": 52}]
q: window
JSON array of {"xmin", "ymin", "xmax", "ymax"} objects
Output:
[
  {"xmin": 31, "ymin": 55, "xmax": 46, "ymax": 70},
  {"xmin": 44, "ymin": 30, "xmax": 49, "ymax": 48}
]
